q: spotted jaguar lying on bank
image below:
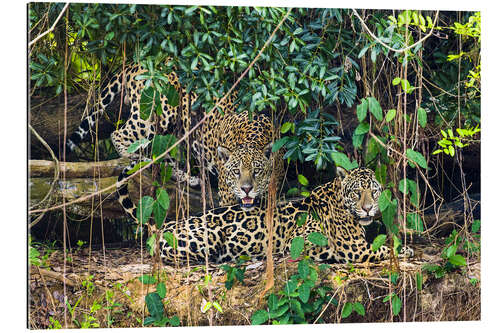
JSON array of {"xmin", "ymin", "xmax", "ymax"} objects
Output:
[
  {"xmin": 147, "ymin": 167, "xmax": 413, "ymax": 264},
  {"xmin": 66, "ymin": 63, "xmax": 285, "ymax": 219}
]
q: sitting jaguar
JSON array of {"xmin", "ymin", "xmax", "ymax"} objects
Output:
[
  {"xmin": 67, "ymin": 63, "xmax": 284, "ymax": 219},
  {"xmin": 149, "ymin": 167, "xmax": 413, "ymax": 264}
]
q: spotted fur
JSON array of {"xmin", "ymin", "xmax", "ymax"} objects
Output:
[
  {"xmin": 67, "ymin": 64, "xmax": 285, "ymax": 219},
  {"xmin": 150, "ymin": 167, "xmax": 413, "ymax": 264}
]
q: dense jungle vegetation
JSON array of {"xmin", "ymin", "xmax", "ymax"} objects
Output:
[{"xmin": 28, "ymin": 3, "xmax": 480, "ymax": 328}]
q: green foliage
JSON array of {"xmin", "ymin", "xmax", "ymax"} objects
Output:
[
  {"xmin": 341, "ymin": 301, "xmax": 365, "ymax": 318},
  {"xmin": 432, "ymin": 125, "xmax": 480, "ymax": 157},
  {"xmin": 139, "ymin": 279, "xmax": 180, "ymax": 327},
  {"xmin": 252, "ymin": 233, "xmax": 336, "ymax": 324},
  {"xmin": 221, "ymin": 256, "xmax": 249, "ymax": 290},
  {"xmin": 278, "ymin": 109, "xmax": 341, "ymax": 170},
  {"xmin": 423, "ymin": 222, "xmax": 480, "ymax": 279}
]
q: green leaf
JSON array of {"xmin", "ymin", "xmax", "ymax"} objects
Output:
[
  {"xmin": 375, "ymin": 164, "xmax": 387, "ymax": 186},
  {"xmin": 169, "ymin": 315, "xmax": 180, "ymax": 327},
  {"xmin": 392, "ymin": 294, "xmax": 402, "ymax": 316},
  {"xmin": 368, "ymin": 97, "xmax": 383, "ymax": 121},
  {"xmin": 163, "ymin": 83, "xmax": 180, "ymax": 107},
  {"xmin": 136, "ymin": 196, "xmax": 155, "ymax": 224},
  {"xmin": 290, "ymin": 237, "xmax": 305, "ymax": 260},
  {"xmin": 145, "ymin": 292, "xmax": 164, "ymax": 320},
  {"xmin": 140, "ymin": 86, "xmax": 161, "ymax": 120},
  {"xmin": 298, "ymin": 174, "xmax": 309, "ymax": 186},
  {"xmin": 298, "ymin": 283, "xmax": 311, "ymax": 303},
  {"xmin": 267, "ymin": 293, "xmax": 278, "ymax": 311},
  {"xmin": 417, "ymin": 107, "xmax": 427, "ymax": 128},
  {"xmin": 400, "ymin": 79, "xmax": 413, "ymax": 93},
  {"xmin": 392, "ymin": 77, "xmax": 401, "ymax": 86},
  {"xmin": 354, "ymin": 122, "xmax": 370, "ymax": 135},
  {"xmin": 372, "ymin": 234, "xmax": 387, "ymax": 252},
  {"xmin": 127, "ymin": 138, "xmax": 150, "ymax": 154},
  {"xmin": 212, "ymin": 301, "xmax": 223, "ymax": 313},
  {"xmin": 139, "ymin": 274, "xmax": 157, "ymax": 285},
  {"xmin": 201, "ymin": 301, "xmax": 212, "ymax": 313},
  {"xmin": 415, "ymin": 272, "xmax": 423, "ymax": 291},
  {"xmin": 298, "ymin": 259, "xmax": 310, "ymax": 279},
  {"xmin": 406, "ymin": 213, "xmax": 424, "ymax": 232},
  {"xmin": 156, "ymin": 282, "xmax": 166, "ymax": 299},
  {"xmin": 382, "ymin": 199, "xmax": 399, "ymax": 234},
  {"xmin": 448, "ymin": 254, "xmax": 467, "ymax": 266},
  {"xmin": 156, "ymin": 188, "xmax": 170, "ymax": 211},
  {"xmin": 152, "ymin": 200, "xmax": 167, "ymax": 229},
  {"xmin": 331, "ymin": 152, "xmax": 358, "ymax": 170},
  {"xmin": 406, "ymin": 149, "xmax": 428, "ymax": 169},
  {"xmin": 385, "ymin": 109, "xmax": 397, "ymax": 123},
  {"xmin": 163, "ymin": 231, "xmax": 178, "ymax": 250},
  {"xmin": 296, "ymin": 212, "xmax": 308, "ymax": 227},
  {"xmin": 378, "ymin": 189, "xmax": 392, "ymax": 212},
  {"xmin": 126, "ymin": 160, "xmax": 151, "ymax": 175},
  {"xmin": 152, "ymin": 134, "xmax": 176, "ymax": 159},
  {"xmin": 307, "ymin": 232, "xmax": 328, "ymax": 246},
  {"xmin": 272, "ymin": 137, "xmax": 288, "ymax": 152},
  {"xmin": 353, "ymin": 302, "xmax": 365, "ymax": 316},
  {"xmin": 269, "ymin": 304, "xmax": 289, "ymax": 319},
  {"xmin": 341, "ymin": 302, "xmax": 353, "ymax": 318},
  {"xmin": 281, "ymin": 122, "xmax": 293, "ymax": 134},
  {"xmin": 352, "ymin": 134, "xmax": 365, "ymax": 149},
  {"xmin": 356, "ymin": 98, "xmax": 368, "ymax": 122}
]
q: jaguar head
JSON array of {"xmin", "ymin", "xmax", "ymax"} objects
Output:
[
  {"xmin": 338, "ymin": 167, "xmax": 382, "ymax": 226},
  {"xmin": 218, "ymin": 143, "xmax": 274, "ymax": 209}
]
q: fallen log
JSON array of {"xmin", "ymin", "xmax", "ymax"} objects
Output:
[
  {"xmin": 29, "ymin": 159, "xmax": 205, "ymax": 220},
  {"xmin": 29, "ymin": 158, "xmax": 131, "ymax": 178}
]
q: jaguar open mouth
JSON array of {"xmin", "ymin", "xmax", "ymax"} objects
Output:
[
  {"xmin": 240, "ymin": 196, "xmax": 258, "ymax": 209},
  {"xmin": 358, "ymin": 217, "xmax": 373, "ymax": 226}
]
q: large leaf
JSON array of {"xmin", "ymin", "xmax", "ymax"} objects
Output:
[
  {"xmin": 406, "ymin": 149, "xmax": 428, "ymax": 169},
  {"xmin": 331, "ymin": 152, "xmax": 358, "ymax": 170},
  {"xmin": 448, "ymin": 254, "xmax": 467, "ymax": 266},
  {"xmin": 127, "ymin": 138, "xmax": 150, "ymax": 154},
  {"xmin": 356, "ymin": 98, "xmax": 368, "ymax": 122},
  {"xmin": 307, "ymin": 232, "xmax": 328, "ymax": 246},
  {"xmin": 417, "ymin": 107, "xmax": 427, "ymax": 128},
  {"xmin": 298, "ymin": 283, "xmax": 311, "ymax": 303},
  {"xmin": 371, "ymin": 234, "xmax": 387, "ymax": 252},
  {"xmin": 136, "ymin": 196, "xmax": 155, "ymax": 224},
  {"xmin": 378, "ymin": 189, "xmax": 392, "ymax": 212},
  {"xmin": 341, "ymin": 302, "xmax": 353, "ymax": 318},
  {"xmin": 140, "ymin": 86, "xmax": 161, "ymax": 120},
  {"xmin": 290, "ymin": 237, "xmax": 305, "ymax": 260},
  {"xmin": 353, "ymin": 302, "xmax": 365, "ymax": 316},
  {"xmin": 367, "ymin": 97, "xmax": 383, "ymax": 121}
]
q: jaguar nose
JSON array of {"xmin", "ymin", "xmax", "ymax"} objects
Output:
[
  {"xmin": 362, "ymin": 203, "xmax": 372, "ymax": 214},
  {"xmin": 241, "ymin": 184, "xmax": 253, "ymax": 195}
]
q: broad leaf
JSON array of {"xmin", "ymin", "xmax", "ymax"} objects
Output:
[
  {"xmin": 290, "ymin": 237, "xmax": 305, "ymax": 260},
  {"xmin": 372, "ymin": 234, "xmax": 387, "ymax": 252},
  {"xmin": 307, "ymin": 232, "xmax": 328, "ymax": 246},
  {"xmin": 406, "ymin": 149, "xmax": 428, "ymax": 169}
]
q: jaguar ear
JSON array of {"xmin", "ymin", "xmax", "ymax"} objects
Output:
[
  {"xmin": 263, "ymin": 142, "xmax": 273, "ymax": 160},
  {"xmin": 336, "ymin": 166, "xmax": 349, "ymax": 180},
  {"xmin": 217, "ymin": 146, "xmax": 232, "ymax": 163}
]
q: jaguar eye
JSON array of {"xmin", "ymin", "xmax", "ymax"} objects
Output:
[
  {"xmin": 253, "ymin": 168, "xmax": 262, "ymax": 175},
  {"xmin": 234, "ymin": 169, "xmax": 240, "ymax": 176}
]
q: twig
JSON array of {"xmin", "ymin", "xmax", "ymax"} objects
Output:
[
  {"xmin": 351, "ymin": 9, "xmax": 440, "ymax": 54},
  {"xmin": 28, "ymin": 3, "xmax": 70, "ymax": 48}
]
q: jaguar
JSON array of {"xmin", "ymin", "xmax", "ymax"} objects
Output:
[
  {"xmin": 66, "ymin": 63, "xmax": 284, "ymax": 219},
  {"xmin": 149, "ymin": 167, "xmax": 413, "ymax": 264}
]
